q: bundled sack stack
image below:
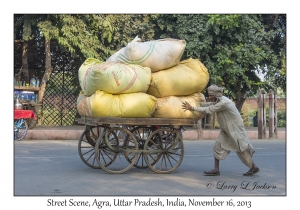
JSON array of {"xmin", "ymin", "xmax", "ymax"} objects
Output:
[
  {"xmin": 107, "ymin": 36, "xmax": 186, "ymax": 72},
  {"xmin": 77, "ymin": 58, "xmax": 157, "ymax": 118},
  {"xmin": 107, "ymin": 36, "xmax": 209, "ymax": 119},
  {"xmin": 150, "ymin": 58, "xmax": 209, "ymax": 119},
  {"xmin": 76, "ymin": 36, "xmax": 210, "ymax": 119}
]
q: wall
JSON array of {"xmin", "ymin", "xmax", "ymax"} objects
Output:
[
  {"xmin": 241, "ymin": 97, "xmax": 286, "ymax": 127},
  {"xmin": 242, "ymin": 97, "xmax": 286, "ymax": 111}
]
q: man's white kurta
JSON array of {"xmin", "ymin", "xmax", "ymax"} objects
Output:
[{"xmin": 194, "ymin": 96, "xmax": 254, "ymax": 155}]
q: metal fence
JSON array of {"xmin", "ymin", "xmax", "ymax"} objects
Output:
[{"xmin": 37, "ymin": 65, "xmax": 81, "ymax": 126}]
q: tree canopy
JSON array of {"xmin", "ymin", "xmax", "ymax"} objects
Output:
[
  {"xmin": 14, "ymin": 14, "xmax": 286, "ymax": 111},
  {"xmin": 155, "ymin": 14, "xmax": 286, "ymax": 110}
]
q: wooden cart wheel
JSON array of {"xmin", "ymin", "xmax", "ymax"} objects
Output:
[
  {"xmin": 144, "ymin": 128, "xmax": 184, "ymax": 174},
  {"xmin": 125, "ymin": 126, "xmax": 154, "ymax": 169},
  {"xmin": 95, "ymin": 127, "xmax": 138, "ymax": 174},
  {"xmin": 14, "ymin": 119, "xmax": 28, "ymax": 141},
  {"xmin": 78, "ymin": 127, "xmax": 103, "ymax": 169}
]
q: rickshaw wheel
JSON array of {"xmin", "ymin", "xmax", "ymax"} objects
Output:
[{"xmin": 14, "ymin": 119, "xmax": 28, "ymax": 141}]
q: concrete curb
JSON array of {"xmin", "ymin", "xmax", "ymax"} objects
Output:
[{"xmin": 23, "ymin": 126, "xmax": 286, "ymax": 140}]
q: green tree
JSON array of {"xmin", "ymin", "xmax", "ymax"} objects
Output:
[
  {"xmin": 155, "ymin": 14, "xmax": 286, "ymax": 111},
  {"xmin": 260, "ymin": 14, "xmax": 286, "ymax": 92},
  {"xmin": 37, "ymin": 14, "xmax": 115, "ymax": 60},
  {"xmin": 36, "ymin": 14, "xmax": 157, "ymax": 61},
  {"xmin": 103, "ymin": 14, "xmax": 158, "ymax": 59},
  {"xmin": 14, "ymin": 14, "xmax": 43, "ymax": 84}
]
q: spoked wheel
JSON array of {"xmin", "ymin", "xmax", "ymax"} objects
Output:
[
  {"xmin": 95, "ymin": 127, "xmax": 138, "ymax": 174},
  {"xmin": 144, "ymin": 128, "xmax": 184, "ymax": 174},
  {"xmin": 126, "ymin": 126, "xmax": 154, "ymax": 169},
  {"xmin": 14, "ymin": 119, "xmax": 28, "ymax": 141},
  {"xmin": 78, "ymin": 126, "xmax": 103, "ymax": 169}
]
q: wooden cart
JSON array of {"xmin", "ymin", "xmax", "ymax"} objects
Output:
[
  {"xmin": 75, "ymin": 116, "xmax": 196, "ymax": 174},
  {"xmin": 14, "ymin": 86, "xmax": 42, "ymax": 129}
]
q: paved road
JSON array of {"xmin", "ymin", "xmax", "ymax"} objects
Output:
[{"xmin": 14, "ymin": 139, "xmax": 286, "ymax": 196}]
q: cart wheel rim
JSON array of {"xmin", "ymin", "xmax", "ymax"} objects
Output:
[
  {"xmin": 144, "ymin": 128, "xmax": 184, "ymax": 174},
  {"xmin": 95, "ymin": 127, "xmax": 139, "ymax": 174}
]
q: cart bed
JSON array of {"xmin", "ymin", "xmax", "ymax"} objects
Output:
[{"xmin": 76, "ymin": 116, "xmax": 196, "ymax": 127}]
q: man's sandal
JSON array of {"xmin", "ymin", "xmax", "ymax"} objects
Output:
[
  {"xmin": 204, "ymin": 170, "xmax": 220, "ymax": 176},
  {"xmin": 243, "ymin": 167, "xmax": 260, "ymax": 176}
]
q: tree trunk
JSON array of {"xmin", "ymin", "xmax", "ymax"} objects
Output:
[
  {"xmin": 236, "ymin": 97, "xmax": 246, "ymax": 112},
  {"xmin": 22, "ymin": 41, "xmax": 29, "ymax": 84},
  {"xmin": 38, "ymin": 39, "xmax": 52, "ymax": 103},
  {"xmin": 235, "ymin": 89, "xmax": 247, "ymax": 112},
  {"xmin": 14, "ymin": 66, "xmax": 23, "ymax": 82}
]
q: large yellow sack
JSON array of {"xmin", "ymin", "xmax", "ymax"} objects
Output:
[
  {"xmin": 147, "ymin": 58, "xmax": 209, "ymax": 98},
  {"xmin": 78, "ymin": 58, "xmax": 151, "ymax": 96},
  {"xmin": 76, "ymin": 92, "xmax": 93, "ymax": 117},
  {"xmin": 77, "ymin": 90, "xmax": 157, "ymax": 118},
  {"xmin": 152, "ymin": 92, "xmax": 206, "ymax": 119},
  {"xmin": 78, "ymin": 58, "xmax": 102, "ymax": 94},
  {"xmin": 107, "ymin": 38, "xmax": 186, "ymax": 72}
]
